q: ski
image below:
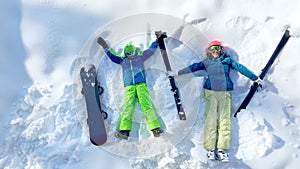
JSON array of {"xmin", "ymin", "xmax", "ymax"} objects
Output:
[
  {"xmin": 155, "ymin": 31, "xmax": 186, "ymax": 120},
  {"xmin": 234, "ymin": 29, "xmax": 291, "ymax": 117}
]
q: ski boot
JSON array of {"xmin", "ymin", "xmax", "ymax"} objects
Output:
[
  {"xmin": 114, "ymin": 130, "xmax": 130, "ymax": 140},
  {"xmin": 207, "ymin": 150, "xmax": 216, "ymax": 160},
  {"xmin": 151, "ymin": 128, "xmax": 163, "ymax": 137},
  {"xmin": 215, "ymin": 149, "xmax": 229, "ymax": 162}
]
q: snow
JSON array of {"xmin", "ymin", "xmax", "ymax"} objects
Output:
[{"xmin": 1, "ymin": 0, "xmax": 300, "ymax": 169}]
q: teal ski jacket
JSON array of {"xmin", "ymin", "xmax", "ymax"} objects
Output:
[
  {"xmin": 178, "ymin": 52, "xmax": 258, "ymax": 91},
  {"xmin": 105, "ymin": 41, "xmax": 158, "ymax": 87}
]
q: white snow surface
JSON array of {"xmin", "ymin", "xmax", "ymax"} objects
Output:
[{"xmin": 1, "ymin": 0, "xmax": 300, "ymax": 169}]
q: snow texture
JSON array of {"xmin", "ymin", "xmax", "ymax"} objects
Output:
[{"xmin": 1, "ymin": 0, "xmax": 300, "ymax": 169}]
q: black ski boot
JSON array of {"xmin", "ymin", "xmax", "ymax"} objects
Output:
[
  {"xmin": 114, "ymin": 130, "xmax": 130, "ymax": 140},
  {"xmin": 215, "ymin": 149, "xmax": 229, "ymax": 162},
  {"xmin": 151, "ymin": 128, "xmax": 163, "ymax": 137}
]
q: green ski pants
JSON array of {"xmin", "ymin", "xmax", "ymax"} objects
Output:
[
  {"xmin": 119, "ymin": 83, "xmax": 160, "ymax": 131},
  {"xmin": 203, "ymin": 89, "xmax": 231, "ymax": 150}
]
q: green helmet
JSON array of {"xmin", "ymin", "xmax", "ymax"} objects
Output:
[{"xmin": 124, "ymin": 44, "xmax": 136, "ymax": 57}]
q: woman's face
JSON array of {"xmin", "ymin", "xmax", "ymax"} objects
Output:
[
  {"xmin": 208, "ymin": 45, "xmax": 222, "ymax": 58},
  {"xmin": 211, "ymin": 51, "xmax": 221, "ymax": 58}
]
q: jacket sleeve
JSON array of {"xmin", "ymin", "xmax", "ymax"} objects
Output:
[
  {"xmin": 141, "ymin": 41, "xmax": 159, "ymax": 61},
  {"xmin": 178, "ymin": 62, "xmax": 206, "ymax": 75},
  {"xmin": 230, "ymin": 59, "xmax": 258, "ymax": 81},
  {"xmin": 105, "ymin": 48, "xmax": 124, "ymax": 64}
]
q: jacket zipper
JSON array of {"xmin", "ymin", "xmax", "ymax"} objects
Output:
[
  {"xmin": 140, "ymin": 68, "xmax": 144, "ymax": 78},
  {"xmin": 130, "ymin": 60, "xmax": 135, "ymax": 85}
]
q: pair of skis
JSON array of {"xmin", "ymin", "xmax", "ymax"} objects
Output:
[
  {"xmin": 155, "ymin": 31, "xmax": 187, "ymax": 120},
  {"xmin": 234, "ymin": 29, "xmax": 290, "ymax": 117}
]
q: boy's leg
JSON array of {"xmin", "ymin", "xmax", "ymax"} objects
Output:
[
  {"xmin": 216, "ymin": 91, "xmax": 231, "ymax": 150},
  {"xmin": 136, "ymin": 83, "xmax": 160, "ymax": 130},
  {"xmin": 119, "ymin": 85, "xmax": 137, "ymax": 131},
  {"xmin": 203, "ymin": 89, "xmax": 218, "ymax": 150}
]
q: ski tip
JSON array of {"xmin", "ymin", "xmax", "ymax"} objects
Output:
[
  {"xmin": 283, "ymin": 24, "xmax": 291, "ymax": 31},
  {"xmin": 234, "ymin": 109, "xmax": 241, "ymax": 118},
  {"xmin": 179, "ymin": 114, "xmax": 187, "ymax": 120},
  {"xmin": 282, "ymin": 26, "xmax": 292, "ymax": 38}
]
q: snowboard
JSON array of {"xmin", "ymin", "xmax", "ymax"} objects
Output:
[
  {"xmin": 80, "ymin": 65, "xmax": 107, "ymax": 145},
  {"xmin": 155, "ymin": 31, "xmax": 187, "ymax": 120}
]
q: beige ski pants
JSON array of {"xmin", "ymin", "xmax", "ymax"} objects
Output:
[{"xmin": 203, "ymin": 89, "xmax": 231, "ymax": 150}]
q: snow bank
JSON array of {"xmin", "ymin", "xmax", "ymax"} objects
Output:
[
  {"xmin": 0, "ymin": 83, "xmax": 83, "ymax": 168},
  {"xmin": 1, "ymin": 0, "xmax": 300, "ymax": 169}
]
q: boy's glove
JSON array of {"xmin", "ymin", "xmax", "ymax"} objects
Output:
[
  {"xmin": 155, "ymin": 31, "xmax": 167, "ymax": 40},
  {"xmin": 97, "ymin": 37, "xmax": 109, "ymax": 50}
]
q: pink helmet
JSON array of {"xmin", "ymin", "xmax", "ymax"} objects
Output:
[
  {"xmin": 206, "ymin": 40, "xmax": 223, "ymax": 53},
  {"xmin": 208, "ymin": 40, "xmax": 223, "ymax": 48}
]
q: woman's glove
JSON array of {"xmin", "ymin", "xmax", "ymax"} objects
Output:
[
  {"xmin": 167, "ymin": 70, "xmax": 178, "ymax": 77},
  {"xmin": 255, "ymin": 78, "xmax": 264, "ymax": 88}
]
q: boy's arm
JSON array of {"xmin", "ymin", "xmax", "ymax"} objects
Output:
[
  {"xmin": 105, "ymin": 49, "xmax": 124, "ymax": 64},
  {"xmin": 141, "ymin": 41, "xmax": 159, "ymax": 60},
  {"xmin": 97, "ymin": 37, "xmax": 123, "ymax": 64}
]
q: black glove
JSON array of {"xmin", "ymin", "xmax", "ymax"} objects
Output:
[
  {"xmin": 155, "ymin": 31, "xmax": 167, "ymax": 40},
  {"xmin": 255, "ymin": 78, "xmax": 264, "ymax": 89},
  {"xmin": 97, "ymin": 37, "xmax": 109, "ymax": 50}
]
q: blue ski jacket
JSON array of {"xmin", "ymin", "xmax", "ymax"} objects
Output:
[
  {"xmin": 178, "ymin": 52, "xmax": 258, "ymax": 91},
  {"xmin": 105, "ymin": 41, "xmax": 158, "ymax": 87}
]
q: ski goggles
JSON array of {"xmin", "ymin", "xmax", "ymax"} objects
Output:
[
  {"xmin": 125, "ymin": 51, "xmax": 136, "ymax": 57},
  {"xmin": 208, "ymin": 45, "xmax": 222, "ymax": 53}
]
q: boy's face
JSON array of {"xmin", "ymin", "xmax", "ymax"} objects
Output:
[
  {"xmin": 125, "ymin": 50, "xmax": 136, "ymax": 60},
  {"xmin": 128, "ymin": 55, "xmax": 136, "ymax": 60}
]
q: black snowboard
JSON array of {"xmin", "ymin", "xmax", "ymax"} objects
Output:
[{"xmin": 80, "ymin": 65, "xmax": 107, "ymax": 145}]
